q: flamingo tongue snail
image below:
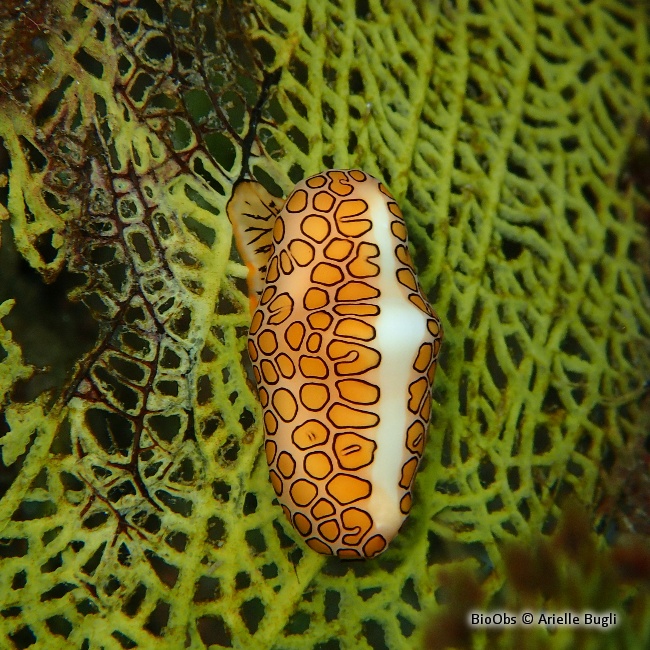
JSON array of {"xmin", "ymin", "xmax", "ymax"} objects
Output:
[{"xmin": 229, "ymin": 170, "xmax": 442, "ymax": 559}]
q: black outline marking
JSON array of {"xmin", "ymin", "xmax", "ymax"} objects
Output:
[
  {"xmin": 263, "ymin": 409, "xmax": 278, "ymax": 435},
  {"xmin": 340, "ymin": 506, "xmax": 373, "ymax": 545},
  {"xmin": 325, "ymin": 473, "xmax": 372, "ymax": 505},
  {"xmin": 312, "ymin": 190, "xmax": 336, "ymax": 213},
  {"xmin": 269, "ymin": 469, "xmax": 283, "ymax": 496},
  {"xmin": 332, "ymin": 303, "xmax": 380, "ymax": 317},
  {"xmin": 284, "ymin": 321, "xmax": 305, "ymax": 351},
  {"xmin": 279, "ymin": 249, "xmax": 294, "ymax": 275},
  {"xmin": 362, "ymin": 534, "xmax": 387, "ymax": 558},
  {"xmin": 265, "ymin": 255, "xmax": 280, "ymax": 283},
  {"xmin": 310, "ymin": 262, "xmax": 345, "ymax": 286},
  {"xmin": 267, "ymin": 292, "xmax": 294, "ymax": 325},
  {"xmin": 407, "ymin": 377, "xmax": 428, "ymax": 413},
  {"xmin": 272, "ymin": 387, "xmax": 298, "ymax": 422},
  {"xmin": 307, "ymin": 310, "xmax": 334, "ymax": 331},
  {"xmin": 289, "ymin": 478, "xmax": 318, "ymax": 507},
  {"xmin": 317, "ymin": 518, "xmax": 341, "ymax": 542},
  {"xmin": 428, "ymin": 318, "xmax": 442, "ymax": 338},
  {"xmin": 394, "ymin": 243, "xmax": 410, "ymax": 265},
  {"xmin": 291, "ymin": 419, "xmax": 330, "ymax": 450},
  {"xmin": 387, "ymin": 201, "xmax": 402, "ymax": 218},
  {"xmin": 347, "ymin": 242, "xmax": 380, "ymax": 279},
  {"xmin": 305, "ymin": 174, "xmax": 328, "ymax": 189},
  {"xmin": 413, "ymin": 342, "xmax": 433, "ymax": 372},
  {"xmin": 332, "ymin": 432, "xmax": 377, "ymax": 470},
  {"xmin": 299, "ymin": 382, "xmax": 331, "ymax": 412},
  {"xmin": 266, "ymin": 291, "xmax": 294, "ymax": 325},
  {"xmin": 400, "ymin": 492, "xmax": 412, "ymax": 514},
  {"xmin": 300, "ymin": 213, "xmax": 331, "ymax": 243},
  {"xmin": 408, "ymin": 292, "xmax": 431, "ymax": 315},
  {"xmin": 249, "ymin": 310, "xmax": 264, "ymax": 335},
  {"xmin": 391, "ymin": 220, "xmax": 407, "ymax": 242},
  {"xmin": 293, "ymin": 512, "xmax": 313, "ymax": 537},
  {"xmin": 327, "ymin": 403, "xmax": 379, "ymax": 429},
  {"xmin": 257, "ymin": 328, "xmax": 279, "ymax": 355},
  {"xmin": 265, "ymin": 440, "xmax": 277, "ymax": 464},
  {"xmin": 406, "ymin": 420, "xmax": 425, "ymax": 455},
  {"xmin": 399, "ymin": 457, "xmax": 419, "ymax": 489},
  {"xmin": 420, "ymin": 390, "xmax": 432, "ymax": 421},
  {"xmin": 323, "ymin": 237, "xmax": 354, "ymax": 262},
  {"xmin": 335, "ymin": 378, "xmax": 380, "ymax": 405},
  {"xmin": 288, "ymin": 238, "xmax": 315, "ymax": 267},
  {"xmin": 306, "ymin": 332, "xmax": 322, "ymax": 353},
  {"xmin": 299, "ymin": 355, "xmax": 329, "ymax": 379},
  {"xmin": 396, "ymin": 267, "xmax": 417, "ymax": 291},
  {"xmin": 260, "ymin": 358, "xmax": 280, "ymax": 385},
  {"xmin": 326, "ymin": 170, "xmax": 355, "ymax": 197},
  {"xmin": 260, "ymin": 285, "xmax": 277, "ymax": 305},
  {"xmin": 277, "ymin": 450, "xmax": 297, "ymax": 479},
  {"xmin": 285, "ymin": 188, "xmax": 309, "ymax": 213},
  {"xmin": 273, "ymin": 215, "xmax": 285, "ymax": 243},
  {"xmin": 247, "ymin": 339, "xmax": 259, "ymax": 362},
  {"xmin": 258, "ymin": 386, "xmax": 269, "ymax": 408},
  {"xmin": 303, "ymin": 287, "xmax": 329, "ymax": 311},
  {"xmin": 333, "ymin": 198, "xmax": 372, "ymax": 238},
  {"xmin": 335, "ymin": 280, "xmax": 379, "ymax": 302},
  {"xmin": 326, "ymin": 340, "xmax": 381, "ymax": 376},
  {"xmin": 348, "ymin": 170, "xmax": 368, "ymax": 183},
  {"xmin": 311, "ymin": 498, "xmax": 336, "ymax": 520},
  {"xmin": 275, "ymin": 352, "xmax": 296, "ymax": 380},
  {"xmin": 303, "ymin": 450, "xmax": 333, "ymax": 480},
  {"xmin": 305, "ymin": 537, "xmax": 333, "ymax": 554},
  {"xmin": 333, "ymin": 317, "xmax": 376, "ymax": 341}
]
